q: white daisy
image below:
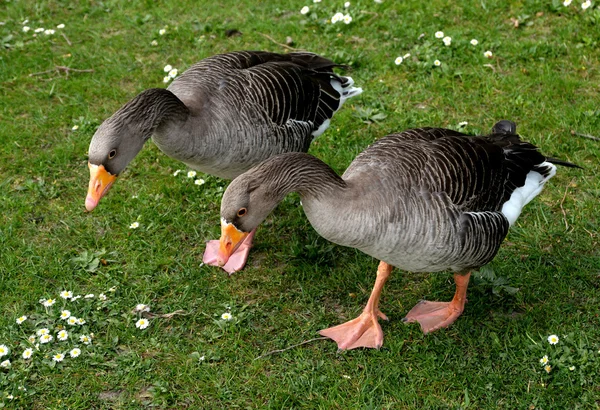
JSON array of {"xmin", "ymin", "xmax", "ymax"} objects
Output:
[
  {"xmin": 28, "ymin": 335, "xmax": 36, "ymax": 344},
  {"xmin": 40, "ymin": 334, "xmax": 53, "ymax": 344},
  {"xmin": 163, "ymin": 64, "xmax": 173, "ymax": 72},
  {"xmin": 300, "ymin": 6, "xmax": 310, "ymax": 14},
  {"xmin": 442, "ymin": 36, "xmax": 452, "ymax": 46},
  {"xmin": 470, "ymin": 39, "xmax": 479, "ymax": 46},
  {"xmin": 168, "ymin": 68, "xmax": 178, "ymax": 78},
  {"xmin": 539, "ymin": 355, "xmax": 549, "ymax": 365},
  {"xmin": 34, "ymin": 28, "xmax": 45, "ymax": 33},
  {"xmin": 71, "ymin": 295, "xmax": 81, "ymax": 301},
  {"xmin": 57, "ymin": 330, "xmax": 68, "ymax": 341},
  {"xmin": 60, "ymin": 290, "xmax": 73, "ymax": 299},
  {"xmin": 60, "ymin": 310, "xmax": 71, "ymax": 319},
  {"xmin": 331, "ymin": 12, "xmax": 344, "ymax": 23},
  {"xmin": 344, "ymin": 1, "xmax": 350, "ymax": 7},
  {"xmin": 72, "ymin": 125, "xmax": 79, "ymax": 131},
  {"xmin": 52, "ymin": 353, "xmax": 65, "ymax": 362},
  {"xmin": 194, "ymin": 178, "xmax": 206, "ymax": 185},
  {"xmin": 394, "ymin": 56, "xmax": 403, "ymax": 65},
  {"xmin": 544, "ymin": 364, "xmax": 552, "ymax": 373},
  {"xmin": 44, "ymin": 29, "xmax": 55, "ymax": 35},
  {"xmin": 314, "ymin": 0, "xmax": 321, "ymax": 2},
  {"xmin": 187, "ymin": 170, "xmax": 197, "ymax": 178},
  {"xmin": 80, "ymin": 335, "xmax": 92, "ymax": 345},
  {"xmin": 569, "ymin": 365, "xmax": 575, "ymax": 371},
  {"xmin": 173, "ymin": 169, "xmax": 182, "ymax": 176},
  {"xmin": 23, "ymin": 26, "xmax": 30, "ymax": 32},
  {"xmin": 221, "ymin": 312, "xmax": 233, "ymax": 321},
  {"xmin": 484, "ymin": 50, "xmax": 493, "ymax": 58},
  {"xmin": 22, "ymin": 348, "xmax": 34, "ymax": 359},
  {"xmin": 0, "ymin": 345, "xmax": 9, "ymax": 357},
  {"xmin": 434, "ymin": 60, "xmax": 441, "ymax": 66},
  {"xmin": 135, "ymin": 304, "xmax": 150, "ymax": 313},
  {"xmin": 563, "ymin": 0, "xmax": 572, "ymax": 5},
  {"xmin": 159, "ymin": 28, "xmax": 166, "ymax": 35},
  {"xmin": 582, "ymin": 0, "xmax": 591, "ymax": 9},
  {"xmin": 129, "ymin": 221, "xmax": 140, "ymax": 229},
  {"xmin": 163, "ymin": 76, "xmax": 171, "ymax": 83},
  {"xmin": 151, "ymin": 40, "xmax": 158, "ymax": 46},
  {"xmin": 343, "ymin": 14, "xmax": 352, "ymax": 24},
  {"xmin": 403, "ymin": 53, "xmax": 411, "ymax": 59},
  {"xmin": 135, "ymin": 318, "xmax": 150, "ymax": 329},
  {"xmin": 67, "ymin": 317, "xmax": 78, "ymax": 325},
  {"xmin": 458, "ymin": 121, "xmax": 468, "ymax": 127},
  {"xmin": 435, "ymin": 31, "xmax": 444, "ymax": 38},
  {"xmin": 84, "ymin": 293, "xmax": 94, "ymax": 299},
  {"xmin": 36, "ymin": 328, "xmax": 50, "ymax": 336},
  {"xmin": 70, "ymin": 348, "xmax": 81, "ymax": 358},
  {"xmin": 43, "ymin": 298, "xmax": 56, "ymax": 307},
  {"xmin": 99, "ymin": 294, "xmax": 107, "ymax": 301},
  {"xmin": 0, "ymin": 360, "xmax": 10, "ymax": 368},
  {"xmin": 548, "ymin": 334, "xmax": 559, "ymax": 345},
  {"xmin": 77, "ymin": 318, "xmax": 86, "ymax": 325},
  {"xmin": 16, "ymin": 315, "xmax": 27, "ymax": 324},
  {"xmin": 57, "ymin": 24, "xmax": 65, "ymax": 29}
]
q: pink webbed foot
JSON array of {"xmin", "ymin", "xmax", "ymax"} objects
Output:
[
  {"xmin": 202, "ymin": 238, "xmax": 252, "ymax": 275},
  {"xmin": 402, "ymin": 300, "xmax": 465, "ymax": 334},
  {"xmin": 319, "ymin": 310, "xmax": 388, "ymax": 350},
  {"xmin": 403, "ymin": 272, "xmax": 471, "ymax": 334}
]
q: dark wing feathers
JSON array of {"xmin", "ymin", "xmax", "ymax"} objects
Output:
[
  {"xmin": 178, "ymin": 51, "xmax": 346, "ymax": 135},
  {"xmin": 347, "ymin": 127, "xmax": 560, "ymax": 213}
]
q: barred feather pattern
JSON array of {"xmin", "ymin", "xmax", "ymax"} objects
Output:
[
  {"xmin": 152, "ymin": 51, "xmax": 361, "ymax": 178},
  {"xmin": 223, "ymin": 125, "xmax": 569, "ymax": 273}
]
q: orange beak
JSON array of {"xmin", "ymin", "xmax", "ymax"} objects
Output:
[
  {"xmin": 217, "ymin": 219, "xmax": 249, "ymax": 267},
  {"xmin": 85, "ymin": 163, "xmax": 117, "ymax": 212}
]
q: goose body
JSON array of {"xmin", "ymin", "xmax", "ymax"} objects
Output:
[
  {"xmin": 217, "ymin": 121, "xmax": 579, "ymax": 349},
  {"xmin": 86, "ymin": 50, "xmax": 362, "ymax": 209}
]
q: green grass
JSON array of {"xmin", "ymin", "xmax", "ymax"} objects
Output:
[{"xmin": 1, "ymin": 0, "xmax": 600, "ymax": 408}]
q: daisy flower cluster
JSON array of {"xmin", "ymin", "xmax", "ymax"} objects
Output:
[
  {"xmin": 562, "ymin": 0, "xmax": 593, "ymax": 9},
  {"xmin": 298, "ymin": 1, "xmax": 353, "ymax": 25},
  {"xmin": 394, "ymin": 30, "xmax": 493, "ymax": 69},
  {"xmin": 20, "ymin": 19, "xmax": 66, "ymax": 37},
  {"xmin": 162, "ymin": 64, "xmax": 179, "ymax": 84},
  {"xmin": 0, "ymin": 288, "xmax": 117, "ymax": 400},
  {"xmin": 172, "ymin": 169, "xmax": 209, "ymax": 187},
  {"xmin": 133, "ymin": 303, "xmax": 151, "ymax": 330},
  {"xmin": 532, "ymin": 332, "xmax": 599, "ymax": 377},
  {"xmin": 331, "ymin": 11, "xmax": 353, "ymax": 24}
]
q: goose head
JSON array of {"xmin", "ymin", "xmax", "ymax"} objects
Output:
[
  {"xmin": 85, "ymin": 116, "xmax": 146, "ymax": 211},
  {"xmin": 85, "ymin": 88, "xmax": 188, "ymax": 211},
  {"xmin": 216, "ymin": 173, "xmax": 282, "ymax": 266}
]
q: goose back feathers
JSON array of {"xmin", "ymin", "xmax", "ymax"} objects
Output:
[
  {"xmin": 88, "ymin": 50, "xmax": 361, "ymax": 179},
  {"xmin": 221, "ymin": 122, "xmax": 578, "ymax": 273}
]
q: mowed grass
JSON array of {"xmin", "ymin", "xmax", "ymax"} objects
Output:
[{"xmin": 1, "ymin": 0, "xmax": 599, "ymax": 408}]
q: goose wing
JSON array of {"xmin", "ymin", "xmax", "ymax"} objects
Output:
[{"xmin": 170, "ymin": 51, "xmax": 361, "ymax": 150}]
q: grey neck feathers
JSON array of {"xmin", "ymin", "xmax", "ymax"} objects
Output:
[
  {"xmin": 250, "ymin": 153, "xmax": 346, "ymax": 201},
  {"xmin": 110, "ymin": 88, "xmax": 189, "ymax": 140}
]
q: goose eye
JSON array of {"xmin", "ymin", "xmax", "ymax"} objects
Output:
[
  {"xmin": 108, "ymin": 149, "xmax": 117, "ymax": 159},
  {"xmin": 237, "ymin": 208, "xmax": 247, "ymax": 217}
]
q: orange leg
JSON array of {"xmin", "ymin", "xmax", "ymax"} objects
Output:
[
  {"xmin": 319, "ymin": 261, "xmax": 392, "ymax": 350},
  {"xmin": 403, "ymin": 272, "xmax": 471, "ymax": 334}
]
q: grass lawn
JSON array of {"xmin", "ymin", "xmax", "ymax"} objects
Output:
[{"xmin": 1, "ymin": 0, "xmax": 599, "ymax": 408}]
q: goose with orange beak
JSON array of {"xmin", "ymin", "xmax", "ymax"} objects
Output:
[
  {"xmin": 84, "ymin": 50, "xmax": 362, "ymax": 274},
  {"xmin": 217, "ymin": 121, "xmax": 579, "ymax": 350}
]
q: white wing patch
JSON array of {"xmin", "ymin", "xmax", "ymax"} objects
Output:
[
  {"xmin": 312, "ymin": 119, "xmax": 330, "ymax": 137},
  {"xmin": 500, "ymin": 161, "xmax": 557, "ymax": 225},
  {"xmin": 332, "ymin": 76, "xmax": 363, "ymax": 109}
]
